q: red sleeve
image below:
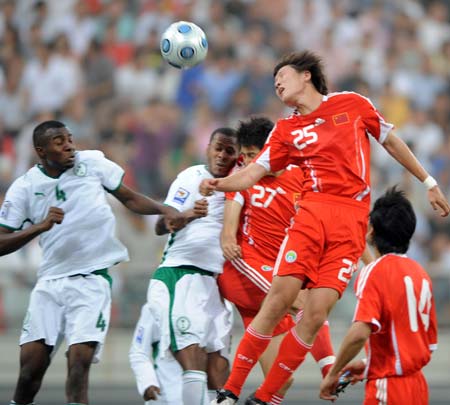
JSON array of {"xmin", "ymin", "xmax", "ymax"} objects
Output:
[
  {"xmin": 353, "ymin": 264, "xmax": 383, "ymax": 333},
  {"xmin": 357, "ymin": 94, "xmax": 394, "ymax": 144},
  {"xmin": 428, "ymin": 290, "xmax": 438, "ymax": 352},
  {"xmin": 254, "ymin": 121, "xmax": 290, "ymax": 173}
]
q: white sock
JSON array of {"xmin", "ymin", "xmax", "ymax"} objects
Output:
[
  {"xmin": 182, "ymin": 370, "xmax": 208, "ymax": 405},
  {"xmin": 208, "ymin": 389, "xmax": 217, "ymax": 402}
]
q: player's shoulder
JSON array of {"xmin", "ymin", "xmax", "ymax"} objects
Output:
[
  {"xmin": 327, "ymin": 91, "xmax": 375, "ymax": 107},
  {"xmin": 76, "ymin": 149, "xmax": 105, "ymax": 163},
  {"xmin": 277, "ymin": 110, "xmax": 300, "ymax": 125},
  {"xmin": 177, "ymin": 164, "xmax": 210, "ymax": 178}
]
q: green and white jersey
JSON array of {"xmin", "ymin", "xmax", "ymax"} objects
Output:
[
  {"xmin": 0, "ymin": 150, "xmax": 129, "ymax": 280},
  {"xmin": 160, "ymin": 165, "xmax": 225, "ymax": 274}
]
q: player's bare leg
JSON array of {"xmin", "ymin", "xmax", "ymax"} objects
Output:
[
  {"xmin": 66, "ymin": 341, "xmax": 97, "ymax": 404},
  {"xmin": 253, "ymin": 287, "xmax": 339, "ymax": 402},
  {"xmin": 175, "ymin": 344, "xmax": 209, "ymax": 404},
  {"xmin": 207, "ymin": 350, "xmax": 230, "ymax": 401},
  {"xmin": 13, "ymin": 340, "xmax": 52, "ymax": 404}
]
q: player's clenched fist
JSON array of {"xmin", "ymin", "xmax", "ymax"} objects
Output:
[
  {"xmin": 199, "ymin": 178, "xmax": 219, "ymax": 196},
  {"xmin": 39, "ymin": 207, "xmax": 65, "ymax": 231}
]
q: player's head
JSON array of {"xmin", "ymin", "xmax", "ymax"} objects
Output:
[
  {"xmin": 273, "ymin": 51, "xmax": 328, "ymax": 106},
  {"xmin": 368, "ymin": 187, "xmax": 416, "ymax": 255},
  {"xmin": 237, "ymin": 116, "xmax": 274, "ymax": 166},
  {"xmin": 33, "ymin": 120, "xmax": 76, "ymax": 172},
  {"xmin": 207, "ymin": 127, "xmax": 239, "ymax": 178}
]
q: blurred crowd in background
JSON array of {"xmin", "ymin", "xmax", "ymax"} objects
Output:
[{"xmin": 0, "ymin": 0, "xmax": 449, "ymax": 330}]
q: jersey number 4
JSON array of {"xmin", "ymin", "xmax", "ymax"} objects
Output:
[{"xmin": 404, "ymin": 277, "xmax": 432, "ymax": 332}]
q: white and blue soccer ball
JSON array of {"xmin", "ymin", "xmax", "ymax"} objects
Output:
[{"xmin": 160, "ymin": 21, "xmax": 208, "ymax": 69}]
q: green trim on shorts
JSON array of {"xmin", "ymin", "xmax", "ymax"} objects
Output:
[
  {"xmin": 68, "ymin": 268, "xmax": 112, "ymax": 288},
  {"xmin": 92, "ymin": 268, "xmax": 112, "ymax": 288},
  {"xmin": 152, "ymin": 266, "xmax": 215, "ymax": 352}
]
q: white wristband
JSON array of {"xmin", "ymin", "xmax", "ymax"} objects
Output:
[{"xmin": 423, "ymin": 175, "xmax": 437, "ymax": 190}]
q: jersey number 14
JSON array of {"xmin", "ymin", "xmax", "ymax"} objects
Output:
[{"xmin": 404, "ymin": 276, "xmax": 432, "ymax": 332}]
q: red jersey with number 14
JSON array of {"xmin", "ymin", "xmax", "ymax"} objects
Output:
[
  {"xmin": 256, "ymin": 92, "xmax": 393, "ymax": 206},
  {"xmin": 354, "ymin": 254, "xmax": 437, "ymax": 380}
]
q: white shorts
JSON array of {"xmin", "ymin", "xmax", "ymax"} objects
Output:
[
  {"xmin": 20, "ymin": 271, "xmax": 111, "ymax": 363},
  {"xmin": 148, "ymin": 266, "xmax": 233, "ymax": 359}
]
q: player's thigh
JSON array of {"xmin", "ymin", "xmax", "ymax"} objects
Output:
[
  {"xmin": 63, "ymin": 273, "xmax": 111, "ymax": 362},
  {"xmin": 20, "ymin": 279, "xmax": 64, "ymax": 347}
]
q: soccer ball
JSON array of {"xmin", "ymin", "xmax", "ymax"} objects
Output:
[{"xmin": 160, "ymin": 21, "xmax": 208, "ymax": 69}]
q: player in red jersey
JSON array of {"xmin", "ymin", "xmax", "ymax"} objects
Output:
[
  {"xmin": 320, "ymin": 187, "xmax": 438, "ymax": 404},
  {"xmin": 201, "ymin": 51, "xmax": 449, "ymax": 405},
  {"xmin": 218, "ymin": 117, "xmax": 336, "ymax": 404}
]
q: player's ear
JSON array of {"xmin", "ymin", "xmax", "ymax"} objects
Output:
[
  {"xmin": 35, "ymin": 146, "xmax": 45, "ymax": 159},
  {"xmin": 303, "ymin": 70, "xmax": 311, "ymax": 82}
]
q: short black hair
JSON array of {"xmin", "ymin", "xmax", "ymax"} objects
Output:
[
  {"xmin": 237, "ymin": 116, "xmax": 274, "ymax": 150},
  {"xmin": 273, "ymin": 50, "xmax": 329, "ymax": 95},
  {"xmin": 209, "ymin": 127, "xmax": 237, "ymax": 143},
  {"xmin": 33, "ymin": 120, "xmax": 66, "ymax": 147},
  {"xmin": 369, "ymin": 186, "xmax": 416, "ymax": 255}
]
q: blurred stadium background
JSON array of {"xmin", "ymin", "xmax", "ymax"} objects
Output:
[{"xmin": 0, "ymin": 0, "xmax": 449, "ymax": 403}]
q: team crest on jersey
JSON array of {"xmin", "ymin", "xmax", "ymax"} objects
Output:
[
  {"xmin": 261, "ymin": 265, "xmax": 273, "ymax": 272},
  {"xmin": 0, "ymin": 200, "xmax": 11, "ymax": 220},
  {"xmin": 136, "ymin": 326, "xmax": 144, "ymax": 344},
  {"xmin": 176, "ymin": 316, "xmax": 191, "ymax": 333},
  {"xmin": 74, "ymin": 162, "xmax": 87, "ymax": 177},
  {"xmin": 173, "ymin": 187, "xmax": 190, "ymax": 204},
  {"xmin": 285, "ymin": 250, "xmax": 297, "ymax": 263}
]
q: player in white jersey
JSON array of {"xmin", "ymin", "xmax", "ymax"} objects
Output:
[
  {"xmin": 0, "ymin": 121, "xmax": 182, "ymax": 405},
  {"xmin": 129, "ymin": 128, "xmax": 239, "ymax": 405}
]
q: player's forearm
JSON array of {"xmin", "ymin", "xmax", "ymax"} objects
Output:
[
  {"xmin": 328, "ymin": 322, "xmax": 370, "ymax": 377},
  {"xmin": 216, "ymin": 163, "xmax": 267, "ymax": 192},
  {"xmin": 0, "ymin": 224, "xmax": 45, "ymax": 256},
  {"xmin": 129, "ymin": 347, "xmax": 160, "ymax": 397},
  {"xmin": 383, "ymin": 132, "xmax": 429, "ymax": 182},
  {"xmin": 126, "ymin": 195, "xmax": 174, "ymax": 216}
]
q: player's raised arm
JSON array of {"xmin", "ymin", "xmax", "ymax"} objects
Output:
[
  {"xmin": 200, "ymin": 162, "xmax": 267, "ymax": 196},
  {"xmin": 382, "ymin": 130, "xmax": 450, "ymax": 217}
]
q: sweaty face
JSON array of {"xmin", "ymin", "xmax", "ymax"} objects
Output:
[
  {"xmin": 207, "ymin": 133, "xmax": 239, "ymax": 178},
  {"xmin": 274, "ymin": 65, "xmax": 309, "ymax": 107},
  {"xmin": 240, "ymin": 145, "xmax": 261, "ymax": 167},
  {"xmin": 37, "ymin": 127, "xmax": 76, "ymax": 172}
]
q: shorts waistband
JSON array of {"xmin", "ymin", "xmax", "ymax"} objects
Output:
[{"xmin": 301, "ymin": 192, "xmax": 370, "ymax": 210}]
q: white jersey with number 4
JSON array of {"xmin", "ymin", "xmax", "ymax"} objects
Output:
[
  {"xmin": 0, "ymin": 150, "xmax": 129, "ymax": 280},
  {"xmin": 160, "ymin": 165, "xmax": 225, "ymax": 274}
]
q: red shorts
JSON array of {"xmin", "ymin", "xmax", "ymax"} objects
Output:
[
  {"xmin": 274, "ymin": 193, "xmax": 368, "ymax": 297},
  {"xmin": 218, "ymin": 245, "xmax": 294, "ymax": 336},
  {"xmin": 364, "ymin": 371, "xmax": 428, "ymax": 404}
]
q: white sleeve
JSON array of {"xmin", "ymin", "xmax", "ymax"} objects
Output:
[
  {"xmin": 93, "ymin": 153, "xmax": 125, "ymax": 192},
  {"xmin": 0, "ymin": 177, "xmax": 30, "ymax": 230},
  {"xmin": 163, "ymin": 169, "xmax": 199, "ymax": 212},
  {"xmin": 129, "ymin": 304, "xmax": 160, "ymax": 397}
]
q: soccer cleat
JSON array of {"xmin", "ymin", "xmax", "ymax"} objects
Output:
[
  {"xmin": 211, "ymin": 388, "xmax": 239, "ymax": 404},
  {"xmin": 244, "ymin": 394, "xmax": 270, "ymax": 405}
]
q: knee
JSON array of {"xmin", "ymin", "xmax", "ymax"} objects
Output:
[{"xmin": 303, "ymin": 310, "xmax": 327, "ymax": 333}]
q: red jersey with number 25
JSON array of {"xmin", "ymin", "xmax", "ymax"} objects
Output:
[
  {"xmin": 255, "ymin": 92, "xmax": 394, "ymax": 206},
  {"xmin": 227, "ymin": 165, "xmax": 303, "ymax": 261},
  {"xmin": 354, "ymin": 254, "xmax": 438, "ymax": 380}
]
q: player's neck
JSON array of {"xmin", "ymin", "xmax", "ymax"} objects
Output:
[{"xmin": 295, "ymin": 88, "xmax": 324, "ymax": 115}]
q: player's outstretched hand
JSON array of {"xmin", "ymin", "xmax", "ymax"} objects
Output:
[
  {"xmin": 319, "ymin": 371, "xmax": 339, "ymax": 402},
  {"xmin": 39, "ymin": 207, "xmax": 64, "ymax": 231},
  {"xmin": 143, "ymin": 385, "xmax": 161, "ymax": 401},
  {"xmin": 428, "ymin": 186, "xmax": 450, "ymax": 217},
  {"xmin": 199, "ymin": 178, "xmax": 219, "ymax": 196},
  {"xmin": 193, "ymin": 198, "xmax": 208, "ymax": 218}
]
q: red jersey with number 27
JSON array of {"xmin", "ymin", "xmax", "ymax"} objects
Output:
[
  {"xmin": 226, "ymin": 165, "xmax": 303, "ymax": 261},
  {"xmin": 255, "ymin": 92, "xmax": 394, "ymax": 206},
  {"xmin": 354, "ymin": 254, "xmax": 438, "ymax": 380}
]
